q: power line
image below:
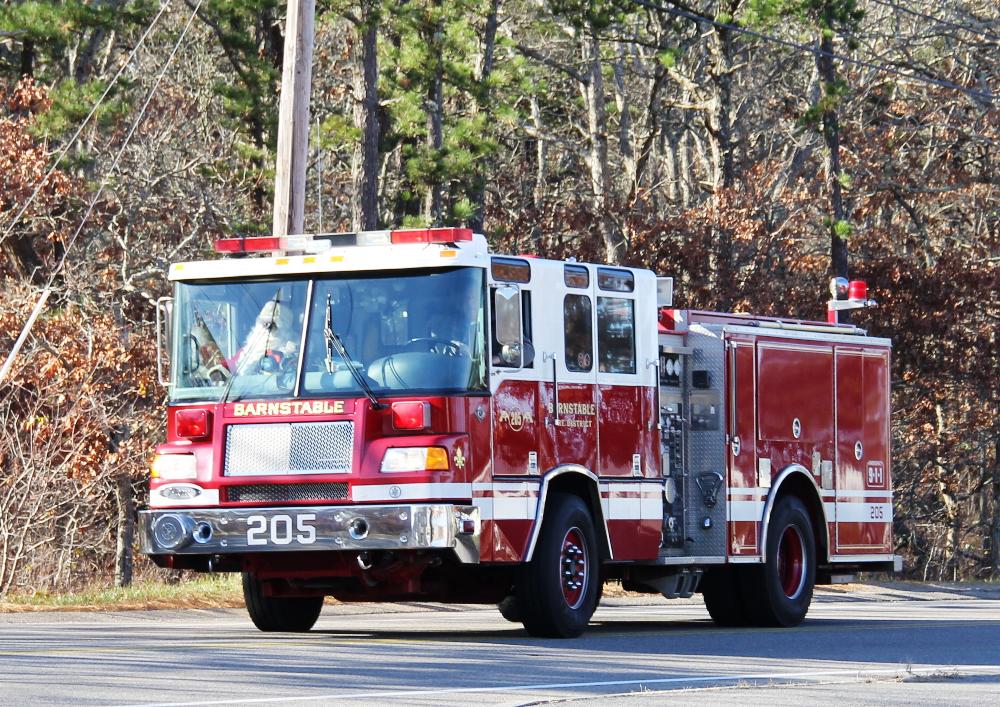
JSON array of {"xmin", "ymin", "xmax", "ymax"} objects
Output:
[
  {"xmin": 0, "ymin": 0, "xmax": 206, "ymax": 385},
  {"xmin": 865, "ymin": 0, "xmax": 1000, "ymax": 44},
  {"xmin": 0, "ymin": 0, "xmax": 173, "ymax": 249},
  {"xmin": 629, "ymin": 0, "xmax": 997, "ymax": 104}
]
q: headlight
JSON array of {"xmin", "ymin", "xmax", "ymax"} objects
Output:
[
  {"xmin": 380, "ymin": 447, "xmax": 449, "ymax": 472},
  {"xmin": 151, "ymin": 453, "xmax": 198, "ymax": 480}
]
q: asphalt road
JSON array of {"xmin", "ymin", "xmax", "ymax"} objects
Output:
[{"xmin": 1, "ymin": 582, "xmax": 998, "ymax": 706}]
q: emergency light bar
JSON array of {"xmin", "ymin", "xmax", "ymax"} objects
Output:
[{"xmin": 214, "ymin": 228, "xmax": 473, "ymax": 255}]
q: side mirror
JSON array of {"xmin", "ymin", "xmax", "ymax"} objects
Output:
[
  {"xmin": 494, "ymin": 286, "xmax": 521, "ymax": 346},
  {"xmin": 156, "ymin": 297, "xmax": 173, "ymax": 386}
]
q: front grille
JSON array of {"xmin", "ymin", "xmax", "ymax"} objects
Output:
[
  {"xmin": 227, "ymin": 482, "xmax": 349, "ymax": 504},
  {"xmin": 225, "ymin": 421, "xmax": 354, "ymax": 476}
]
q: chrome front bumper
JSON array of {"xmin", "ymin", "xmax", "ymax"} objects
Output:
[{"xmin": 138, "ymin": 504, "xmax": 481, "ymax": 563}]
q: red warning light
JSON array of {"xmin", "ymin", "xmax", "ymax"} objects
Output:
[
  {"xmin": 390, "ymin": 228, "xmax": 473, "ymax": 244},
  {"xmin": 391, "ymin": 401, "xmax": 431, "ymax": 430},
  {"xmin": 848, "ymin": 280, "xmax": 867, "ymax": 301}
]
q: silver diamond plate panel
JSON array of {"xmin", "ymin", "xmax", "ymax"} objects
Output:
[
  {"xmin": 225, "ymin": 421, "xmax": 354, "ymax": 476},
  {"xmin": 685, "ymin": 325, "xmax": 728, "ymax": 558}
]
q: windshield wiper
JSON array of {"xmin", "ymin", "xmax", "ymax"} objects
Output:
[{"xmin": 324, "ymin": 293, "xmax": 384, "ymax": 410}]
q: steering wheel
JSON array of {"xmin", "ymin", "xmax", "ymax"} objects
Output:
[{"xmin": 403, "ymin": 337, "xmax": 466, "ymax": 356}]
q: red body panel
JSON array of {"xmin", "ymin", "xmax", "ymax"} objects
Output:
[{"xmin": 728, "ymin": 338, "xmax": 759, "ymax": 556}]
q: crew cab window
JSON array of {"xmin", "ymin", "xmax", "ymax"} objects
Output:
[
  {"xmin": 597, "ymin": 297, "xmax": 635, "ymax": 374},
  {"xmin": 563, "ymin": 294, "xmax": 593, "ymax": 372}
]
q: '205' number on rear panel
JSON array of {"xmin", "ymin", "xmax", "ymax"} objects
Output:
[{"xmin": 246, "ymin": 514, "xmax": 317, "ymax": 546}]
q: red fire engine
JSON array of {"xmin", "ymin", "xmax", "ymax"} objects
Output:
[{"xmin": 141, "ymin": 227, "xmax": 897, "ymax": 638}]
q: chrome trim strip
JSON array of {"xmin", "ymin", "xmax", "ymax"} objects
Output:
[
  {"xmin": 829, "ymin": 553, "xmax": 896, "ymax": 563},
  {"xmin": 722, "ymin": 324, "xmax": 892, "ymax": 348}
]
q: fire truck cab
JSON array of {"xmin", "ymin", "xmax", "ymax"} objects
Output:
[{"xmin": 141, "ymin": 228, "xmax": 895, "ymax": 638}]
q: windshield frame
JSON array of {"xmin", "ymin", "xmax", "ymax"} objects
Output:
[{"xmin": 168, "ymin": 267, "xmax": 488, "ymax": 404}]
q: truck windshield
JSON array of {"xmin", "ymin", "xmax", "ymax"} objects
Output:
[{"xmin": 169, "ymin": 267, "xmax": 487, "ymax": 402}]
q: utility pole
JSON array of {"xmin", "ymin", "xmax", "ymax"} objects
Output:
[{"xmin": 272, "ymin": 0, "xmax": 315, "ymax": 237}]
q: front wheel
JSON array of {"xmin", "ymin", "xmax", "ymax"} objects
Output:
[
  {"xmin": 746, "ymin": 496, "xmax": 816, "ymax": 627},
  {"xmin": 517, "ymin": 493, "xmax": 601, "ymax": 638},
  {"xmin": 242, "ymin": 572, "xmax": 323, "ymax": 632}
]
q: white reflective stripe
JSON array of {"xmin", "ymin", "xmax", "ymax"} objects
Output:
[
  {"xmin": 603, "ymin": 481, "xmax": 645, "ymax": 494},
  {"xmin": 728, "ymin": 500, "xmax": 762, "ymax": 522},
  {"xmin": 492, "ymin": 481, "xmax": 539, "ymax": 494},
  {"xmin": 835, "ymin": 501, "xmax": 893, "ymax": 523},
  {"xmin": 728, "ymin": 487, "xmax": 894, "ymax": 501},
  {"xmin": 493, "ymin": 495, "xmax": 537, "ymax": 520},
  {"xmin": 602, "ymin": 481, "xmax": 662, "ymax": 520},
  {"xmin": 352, "ymin": 483, "xmax": 473, "ymax": 502},
  {"xmin": 608, "ymin": 497, "xmax": 642, "ymax": 519},
  {"xmin": 640, "ymin": 487, "xmax": 661, "ymax": 520},
  {"xmin": 727, "ymin": 486, "xmax": 765, "ymax": 498},
  {"xmin": 149, "ymin": 487, "xmax": 220, "ymax": 508},
  {"xmin": 473, "ymin": 497, "xmax": 493, "ymax": 520},
  {"xmin": 837, "ymin": 490, "xmax": 894, "ymax": 500}
]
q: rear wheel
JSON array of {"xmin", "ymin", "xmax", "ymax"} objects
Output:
[
  {"xmin": 242, "ymin": 572, "xmax": 323, "ymax": 632},
  {"xmin": 517, "ymin": 493, "xmax": 600, "ymax": 638},
  {"xmin": 700, "ymin": 567, "xmax": 749, "ymax": 626},
  {"xmin": 745, "ymin": 496, "xmax": 816, "ymax": 627}
]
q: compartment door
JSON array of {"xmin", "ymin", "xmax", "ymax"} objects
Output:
[
  {"xmin": 835, "ymin": 349, "xmax": 891, "ymax": 554},
  {"xmin": 728, "ymin": 337, "xmax": 760, "ymax": 556}
]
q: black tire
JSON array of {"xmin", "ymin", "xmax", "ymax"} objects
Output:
[
  {"xmin": 497, "ymin": 594, "xmax": 522, "ymax": 623},
  {"xmin": 745, "ymin": 496, "xmax": 816, "ymax": 627},
  {"xmin": 700, "ymin": 567, "xmax": 749, "ymax": 627},
  {"xmin": 517, "ymin": 493, "xmax": 601, "ymax": 638},
  {"xmin": 242, "ymin": 571, "xmax": 323, "ymax": 632}
]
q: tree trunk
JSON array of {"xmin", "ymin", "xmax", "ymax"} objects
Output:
[
  {"xmin": 817, "ymin": 31, "xmax": 848, "ymax": 280},
  {"xmin": 467, "ymin": 0, "xmax": 500, "ymax": 232},
  {"xmin": 423, "ymin": 0, "xmax": 445, "ymax": 225},
  {"xmin": 705, "ymin": 24, "xmax": 734, "ymax": 191},
  {"xmin": 991, "ymin": 436, "xmax": 1000, "ymax": 579},
  {"xmin": 114, "ymin": 474, "xmax": 135, "ymax": 588},
  {"xmin": 705, "ymin": 19, "xmax": 736, "ymax": 308},
  {"xmin": 351, "ymin": 1, "xmax": 380, "ymax": 231},
  {"xmin": 611, "ymin": 43, "xmax": 636, "ymax": 192},
  {"xmin": 580, "ymin": 34, "xmax": 625, "ymax": 264},
  {"xmin": 20, "ymin": 39, "xmax": 34, "ymax": 78},
  {"xmin": 531, "ymin": 94, "xmax": 546, "ymax": 212}
]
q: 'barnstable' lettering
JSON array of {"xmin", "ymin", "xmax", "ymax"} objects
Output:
[{"xmin": 232, "ymin": 400, "xmax": 346, "ymax": 417}]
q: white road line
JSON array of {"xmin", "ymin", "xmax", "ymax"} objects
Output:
[{"xmin": 116, "ymin": 665, "xmax": 1000, "ymax": 707}]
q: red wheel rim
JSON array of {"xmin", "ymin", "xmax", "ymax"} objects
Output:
[
  {"xmin": 777, "ymin": 524, "xmax": 806, "ymax": 599},
  {"xmin": 559, "ymin": 527, "xmax": 588, "ymax": 609}
]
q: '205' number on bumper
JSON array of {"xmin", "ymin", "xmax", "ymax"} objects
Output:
[{"xmin": 246, "ymin": 513, "xmax": 317, "ymax": 546}]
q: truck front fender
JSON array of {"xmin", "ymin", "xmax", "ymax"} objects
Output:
[{"xmin": 523, "ymin": 465, "xmax": 613, "ymax": 562}]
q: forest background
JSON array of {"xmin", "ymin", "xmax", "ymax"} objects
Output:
[{"xmin": 0, "ymin": 0, "xmax": 996, "ymax": 593}]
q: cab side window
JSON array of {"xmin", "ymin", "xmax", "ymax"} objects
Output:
[
  {"xmin": 563, "ymin": 294, "xmax": 593, "ymax": 372},
  {"xmin": 597, "ymin": 297, "xmax": 635, "ymax": 374}
]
